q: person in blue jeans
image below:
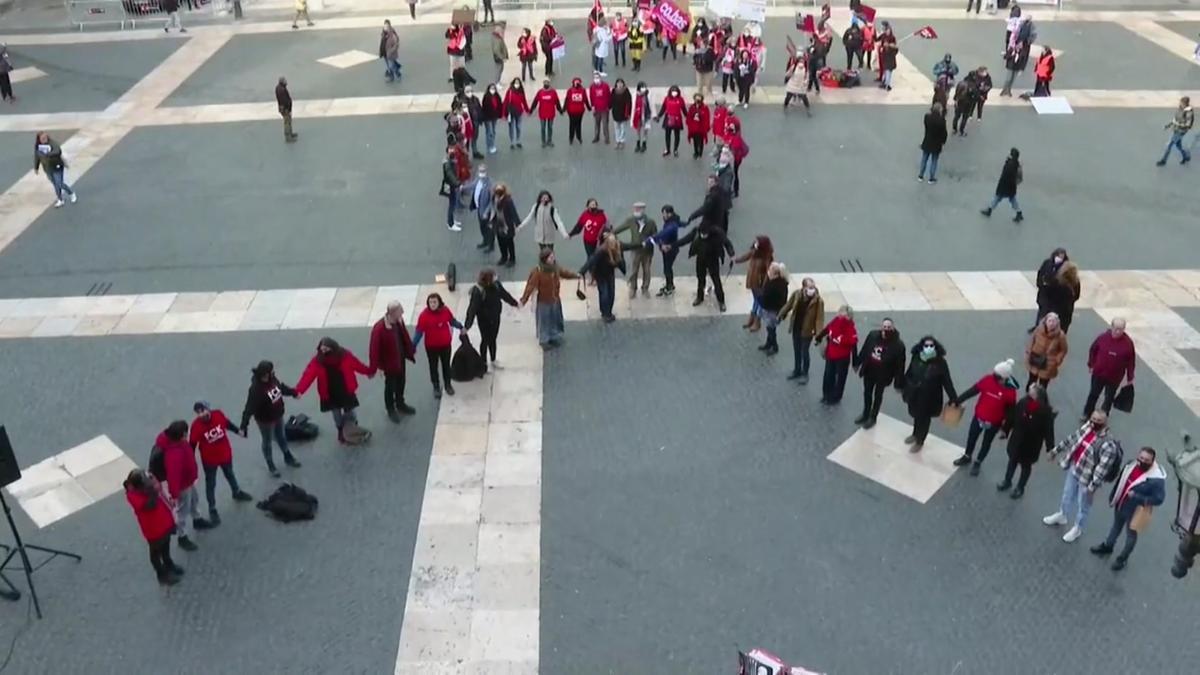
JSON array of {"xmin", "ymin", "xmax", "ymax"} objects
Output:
[
  {"xmin": 33, "ymin": 131, "xmax": 77, "ymax": 207},
  {"xmin": 239, "ymin": 360, "xmax": 302, "ymax": 478},
  {"xmin": 380, "ymin": 21, "xmax": 402, "ymax": 82},
  {"xmin": 1156, "ymin": 96, "xmax": 1193, "ymax": 167},
  {"xmin": 442, "ymin": 145, "xmax": 463, "ymax": 231},
  {"xmin": 980, "ymin": 147, "xmax": 1023, "ymax": 223},
  {"xmin": 579, "ymin": 232, "xmax": 626, "ymax": 323},
  {"xmin": 918, "ymin": 103, "xmax": 947, "ymax": 184}
]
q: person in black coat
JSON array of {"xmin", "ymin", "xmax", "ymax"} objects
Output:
[
  {"xmin": 980, "ymin": 147, "xmax": 1023, "ymax": 222},
  {"xmin": 490, "ymin": 183, "xmax": 521, "ymax": 267},
  {"xmin": 671, "ymin": 209, "xmax": 735, "ymax": 312},
  {"xmin": 854, "ymin": 318, "xmax": 906, "ymax": 429},
  {"xmin": 464, "ymin": 267, "xmax": 519, "ymax": 371},
  {"xmin": 757, "ymin": 263, "xmax": 789, "ymax": 355},
  {"xmin": 579, "ymin": 233, "xmax": 627, "ymax": 323},
  {"xmin": 918, "ymin": 103, "xmax": 948, "ymax": 183},
  {"xmin": 902, "ymin": 335, "xmax": 957, "ymax": 451},
  {"xmin": 997, "ymin": 384, "xmax": 1056, "ymax": 499}
]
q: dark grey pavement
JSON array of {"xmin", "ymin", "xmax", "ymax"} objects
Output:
[
  {"xmin": 0, "ymin": 328, "xmax": 435, "ymax": 674},
  {"xmin": 542, "ymin": 309, "xmax": 1194, "ymax": 674}
]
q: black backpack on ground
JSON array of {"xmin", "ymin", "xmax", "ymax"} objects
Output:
[
  {"xmin": 284, "ymin": 414, "xmax": 319, "ymax": 442},
  {"xmin": 257, "ymin": 483, "xmax": 319, "ymax": 522},
  {"xmin": 451, "ymin": 335, "xmax": 487, "ymax": 382}
]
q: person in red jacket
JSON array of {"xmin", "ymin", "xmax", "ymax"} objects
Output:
[
  {"xmin": 189, "ymin": 402, "xmax": 252, "ymax": 527},
  {"xmin": 369, "ymin": 300, "xmax": 417, "ymax": 422},
  {"xmin": 589, "ymin": 72, "xmax": 612, "ymax": 144},
  {"xmin": 725, "ymin": 122, "xmax": 749, "ymax": 198},
  {"xmin": 816, "ymin": 305, "xmax": 858, "ymax": 404},
  {"xmin": 517, "ymin": 27, "xmax": 538, "ymax": 82},
  {"xmin": 533, "ymin": 79, "xmax": 562, "ymax": 147},
  {"xmin": 569, "ymin": 197, "xmax": 609, "ymax": 269},
  {"xmin": 631, "ymin": 81, "xmax": 653, "ymax": 153},
  {"xmin": 154, "ymin": 420, "xmax": 209, "ymax": 552},
  {"xmin": 950, "ymin": 359, "xmax": 1020, "ymax": 475},
  {"xmin": 124, "ymin": 468, "xmax": 181, "ymax": 586},
  {"xmin": 296, "ymin": 337, "xmax": 375, "ymax": 444},
  {"xmin": 564, "ymin": 77, "xmax": 591, "ymax": 145},
  {"xmin": 1084, "ymin": 318, "xmax": 1135, "ymax": 419},
  {"xmin": 655, "ymin": 85, "xmax": 686, "ymax": 157},
  {"xmin": 503, "ymin": 78, "xmax": 530, "ymax": 149},
  {"xmin": 414, "ymin": 293, "xmax": 464, "ymax": 399},
  {"xmin": 711, "ymin": 98, "xmax": 731, "ymax": 144},
  {"xmin": 685, "ymin": 94, "xmax": 711, "ymax": 159}
]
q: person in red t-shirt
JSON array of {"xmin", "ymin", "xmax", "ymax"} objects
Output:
[
  {"xmin": 532, "ymin": 80, "xmax": 562, "ymax": 147},
  {"xmin": 190, "ymin": 401, "xmax": 253, "ymax": 526},
  {"xmin": 685, "ymin": 93, "xmax": 711, "ymax": 159},
  {"xmin": 569, "ymin": 197, "xmax": 609, "ymax": 271},
  {"xmin": 124, "ymin": 468, "xmax": 182, "ymax": 585},
  {"xmin": 815, "ymin": 305, "xmax": 859, "ymax": 404},
  {"xmin": 414, "ymin": 293, "xmax": 465, "ymax": 399},
  {"xmin": 589, "ymin": 72, "xmax": 612, "ymax": 144},
  {"xmin": 563, "ymin": 77, "xmax": 591, "ymax": 145}
]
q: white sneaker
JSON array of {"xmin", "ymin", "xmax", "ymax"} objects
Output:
[
  {"xmin": 448, "ymin": 223, "xmax": 462, "ymax": 232},
  {"xmin": 69, "ymin": 192, "xmax": 77, "ymax": 204},
  {"xmin": 1062, "ymin": 525, "xmax": 1083, "ymax": 543},
  {"xmin": 1042, "ymin": 511, "xmax": 1067, "ymax": 526},
  {"xmin": 53, "ymin": 199, "xmax": 64, "ymax": 208}
]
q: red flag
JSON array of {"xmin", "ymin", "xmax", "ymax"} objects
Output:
[
  {"xmin": 796, "ymin": 14, "xmax": 815, "ymax": 34},
  {"xmin": 859, "ymin": 4, "xmax": 877, "ymax": 22},
  {"xmin": 915, "ymin": 25, "xmax": 938, "ymax": 39}
]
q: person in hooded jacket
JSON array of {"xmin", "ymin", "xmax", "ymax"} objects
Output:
[
  {"xmin": 725, "ymin": 121, "xmax": 749, "ymax": 198},
  {"xmin": 779, "ymin": 277, "xmax": 825, "ymax": 384},
  {"xmin": 918, "ymin": 103, "xmax": 948, "ymax": 183},
  {"xmin": 503, "ymin": 78, "xmax": 530, "ymax": 149},
  {"xmin": 902, "ymin": 335, "xmax": 957, "ymax": 452},
  {"xmin": 240, "ymin": 360, "xmax": 301, "ymax": 477},
  {"xmin": 124, "ymin": 468, "xmax": 182, "ymax": 586},
  {"xmin": 980, "ymin": 147, "xmax": 1024, "ymax": 222},
  {"xmin": 951, "ymin": 359, "xmax": 1020, "ymax": 475},
  {"xmin": 369, "ymin": 300, "xmax": 417, "ymax": 423},
  {"xmin": 757, "ymin": 262, "xmax": 789, "ymax": 355},
  {"xmin": 997, "ymin": 382, "xmax": 1056, "ymax": 499},
  {"xmin": 189, "ymin": 401, "xmax": 253, "ymax": 527},
  {"xmin": 656, "ymin": 85, "xmax": 687, "ymax": 157},
  {"xmin": 631, "ymin": 81, "xmax": 654, "ymax": 153},
  {"xmin": 155, "ymin": 420, "xmax": 210, "ymax": 552},
  {"xmin": 564, "ymin": 77, "xmax": 591, "ymax": 145},
  {"xmin": 854, "ymin": 317, "xmax": 907, "ymax": 429},
  {"xmin": 296, "ymin": 337, "xmax": 375, "ymax": 443},
  {"xmin": 589, "ymin": 72, "xmax": 612, "ymax": 144},
  {"xmin": 414, "ymin": 293, "xmax": 465, "ymax": 398},
  {"xmin": 816, "ymin": 305, "xmax": 858, "ymax": 404},
  {"xmin": 569, "ymin": 197, "xmax": 609, "ymax": 264},
  {"xmin": 1031, "ymin": 248, "xmax": 1081, "ymax": 333},
  {"xmin": 465, "ymin": 267, "xmax": 519, "ymax": 370},
  {"xmin": 480, "ymin": 84, "xmax": 504, "ymax": 154},
  {"xmin": 533, "ymin": 79, "xmax": 562, "ymax": 147},
  {"xmin": 610, "ymin": 78, "xmax": 633, "ymax": 149},
  {"xmin": 518, "ymin": 189, "xmax": 569, "ymax": 253},
  {"xmin": 579, "ymin": 232, "xmax": 628, "ymax": 323},
  {"xmin": 672, "ymin": 205, "xmax": 734, "ymax": 312},
  {"xmin": 686, "ymin": 93, "xmax": 711, "ymax": 159},
  {"xmin": 1025, "ymin": 312, "xmax": 1069, "ymax": 389},
  {"xmin": 1090, "ymin": 446, "xmax": 1168, "ymax": 571},
  {"xmin": 647, "ymin": 204, "xmax": 685, "ymax": 296},
  {"xmin": 539, "ymin": 20, "xmax": 558, "ymax": 76}
]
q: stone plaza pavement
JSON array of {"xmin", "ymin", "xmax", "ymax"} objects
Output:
[{"xmin": 0, "ymin": 5, "xmax": 1197, "ymax": 673}]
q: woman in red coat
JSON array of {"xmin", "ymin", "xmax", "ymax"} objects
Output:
[
  {"xmin": 517, "ymin": 27, "xmax": 538, "ymax": 82},
  {"xmin": 563, "ymin": 76, "xmax": 591, "ymax": 145},
  {"xmin": 532, "ymin": 79, "xmax": 562, "ymax": 147},
  {"xmin": 569, "ymin": 197, "xmax": 609, "ymax": 265},
  {"xmin": 124, "ymin": 468, "xmax": 181, "ymax": 586},
  {"xmin": 655, "ymin": 84, "xmax": 686, "ymax": 157},
  {"xmin": 296, "ymin": 337, "xmax": 374, "ymax": 444},
  {"xmin": 725, "ymin": 122, "xmax": 749, "ymax": 198},
  {"xmin": 502, "ymin": 78, "xmax": 530, "ymax": 149},
  {"xmin": 685, "ymin": 94, "xmax": 711, "ymax": 159},
  {"xmin": 816, "ymin": 305, "xmax": 859, "ymax": 404},
  {"xmin": 414, "ymin": 293, "xmax": 465, "ymax": 399}
]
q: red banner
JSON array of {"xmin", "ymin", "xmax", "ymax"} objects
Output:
[
  {"xmin": 859, "ymin": 4, "xmax": 877, "ymax": 22},
  {"xmin": 651, "ymin": 0, "xmax": 691, "ymax": 42},
  {"xmin": 915, "ymin": 25, "xmax": 938, "ymax": 39}
]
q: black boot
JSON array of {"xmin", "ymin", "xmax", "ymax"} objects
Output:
[
  {"xmin": 969, "ymin": 462, "xmax": 982, "ymax": 476},
  {"xmin": 996, "ymin": 480, "xmax": 1012, "ymax": 492},
  {"xmin": 853, "ymin": 413, "xmax": 868, "ymax": 425},
  {"xmin": 1009, "ymin": 486, "xmax": 1024, "ymax": 499},
  {"xmin": 233, "ymin": 490, "xmax": 253, "ymax": 502},
  {"xmin": 193, "ymin": 517, "xmax": 214, "ymax": 530},
  {"xmin": 433, "ymin": 382, "xmax": 443, "ymax": 399},
  {"xmin": 862, "ymin": 417, "xmax": 876, "ymax": 429},
  {"xmin": 207, "ymin": 510, "xmax": 221, "ymax": 527},
  {"xmin": 178, "ymin": 536, "xmax": 198, "ymax": 552},
  {"xmin": 953, "ymin": 454, "xmax": 972, "ymax": 467},
  {"xmin": 284, "ymin": 454, "xmax": 302, "ymax": 468},
  {"xmin": 445, "ymin": 382, "xmax": 456, "ymax": 396},
  {"xmin": 1090, "ymin": 543, "xmax": 1114, "ymax": 557}
]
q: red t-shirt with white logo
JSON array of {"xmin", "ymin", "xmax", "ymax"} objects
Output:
[{"xmin": 189, "ymin": 409, "xmax": 234, "ymax": 467}]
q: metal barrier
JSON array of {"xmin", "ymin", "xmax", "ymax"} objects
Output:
[{"xmin": 65, "ymin": 0, "xmax": 131, "ymax": 30}]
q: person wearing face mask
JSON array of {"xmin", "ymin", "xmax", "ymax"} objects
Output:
[
  {"xmin": 980, "ymin": 147, "xmax": 1023, "ymax": 223},
  {"xmin": 686, "ymin": 94, "xmax": 711, "ymax": 159},
  {"xmin": 517, "ymin": 189, "xmax": 569, "ymax": 253},
  {"xmin": 613, "ymin": 201, "xmax": 658, "ymax": 298},
  {"xmin": 414, "ymin": 293, "xmax": 465, "ymax": 399},
  {"xmin": 854, "ymin": 318, "xmax": 907, "ymax": 430},
  {"xmin": 612, "ymin": 12, "xmax": 629, "ymax": 68},
  {"xmin": 490, "ymin": 182, "xmax": 521, "ymax": 267},
  {"xmin": 656, "ymin": 85, "xmax": 686, "ymax": 157},
  {"xmin": 539, "ymin": 20, "xmax": 558, "ymax": 77},
  {"xmin": 480, "ymin": 85, "xmax": 504, "ymax": 154},
  {"xmin": 733, "ymin": 50, "xmax": 757, "ymax": 108},
  {"xmin": 592, "ymin": 16, "xmax": 613, "ymax": 74},
  {"xmin": 518, "ymin": 29, "xmax": 539, "ymax": 82},
  {"xmin": 521, "ymin": 248, "xmax": 581, "ymax": 348},
  {"xmin": 1025, "ymin": 312, "xmax": 1068, "ymax": 390},
  {"xmin": 369, "ymin": 300, "xmax": 417, "ymax": 423},
  {"xmin": 629, "ymin": 19, "xmax": 646, "ymax": 71},
  {"xmin": 712, "ymin": 146, "xmax": 734, "ymax": 230},
  {"xmin": 1031, "ymin": 248, "xmax": 1080, "ymax": 333},
  {"xmin": 1090, "ymin": 447, "xmax": 1166, "ymax": 570},
  {"xmin": 631, "ymin": 81, "xmax": 654, "ymax": 153},
  {"xmin": 901, "ymin": 336, "xmax": 957, "ymax": 452},
  {"xmin": 778, "ymin": 277, "xmax": 825, "ymax": 384},
  {"xmin": 997, "ymin": 382, "xmax": 1055, "ymax": 499},
  {"xmin": 569, "ymin": 198, "xmax": 609, "ymax": 271},
  {"xmin": 296, "ymin": 337, "xmax": 375, "ymax": 444},
  {"xmin": 725, "ymin": 119, "xmax": 750, "ymax": 199},
  {"xmin": 470, "ymin": 164, "xmax": 495, "ymax": 251},
  {"xmin": 1083, "ymin": 318, "xmax": 1135, "ymax": 420},
  {"xmin": 589, "ymin": 72, "xmax": 613, "ymax": 144},
  {"xmin": 950, "ymin": 359, "xmax": 1020, "ymax": 476},
  {"xmin": 464, "ymin": 268, "xmax": 519, "ymax": 371},
  {"xmin": 757, "ymin": 263, "xmax": 789, "ymax": 355},
  {"xmin": 564, "ymin": 77, "xmax": 592, "ymax": 145},
  {"xmin": 461, "ymin": 86, "xmax": 486, "ymax": 159},
  {"xmin": 610, "ymin": 79, "xmax": 632, "ymax": 149},
  {"xmin": 783, "ymin": 53, "xmax": 813, "ymax": 116},
  {"xmin": 1043, "ymin": 411, "xmax": 1122, "ymax": 543},
  {"xmin": 441, "ymin": 145, "xmax": 464, "ymax": 232},
  {"xmin": 648, "ymin": 204, "xmax": 685, "ymax": 297},
  {"xmin": 877, "ymin": 22, "xmax": 898, "ymax": 91},
  {"xmin": 532, "ymin": 79, "xmax": 563, "ymax": 147},
  {"xmin": 189, "ymin": 401, "xmax": 253, "ymax": 527},
  {"xmin": 503, "ymin": 78, "xmax": 529, "ymax": 149},
  {"xmin": 240, "ymin": 360, "xmax": 301, "ymax": 477},
  {"xmin": 815, "ymin": 305, "xmax": 858, "ymax": 404},
  {"xmin": 669, "ymin": 214, "xmax": 734, "ymax": 312}
]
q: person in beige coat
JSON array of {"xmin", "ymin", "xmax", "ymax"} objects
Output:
[
  {"xmin": 1026, "ymin": 312, "xmax": 1068, "ymax": 389},
  {"xmin": 517, "ymin": 189, "xmax": 569, "ymax": 252},
  {"xmin": 778, "ymin": 277, "xmax": 825, "ymax": 384}
]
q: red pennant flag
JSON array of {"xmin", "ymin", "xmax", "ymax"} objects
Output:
[
  {"xmin": 915, "ymin": 25, "xmax": 938, "ymax": 39},
  {"xmin": 797, "ymin": 14, "xmax": 815, "ymax": 34},
  {"xmin": 859, "ymin": 4, "xmax": 877, "ymax": 22}
]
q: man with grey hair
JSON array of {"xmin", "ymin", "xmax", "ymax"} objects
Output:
[
  {"xmin": 369, "ymin": 301, "xmax": 417, "ymax": 422},
  {"xmin": 1083, "ymin": 317, "xmax": 1135, "ymax": 420}
]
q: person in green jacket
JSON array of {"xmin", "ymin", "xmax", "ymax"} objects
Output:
[
  {"xmin": 612, "ymin": 201, "xmax": 658, "ymax": 298},
  {"xmin": 33, "ymin": 131, "xmax": 76, "ymax": 208}
]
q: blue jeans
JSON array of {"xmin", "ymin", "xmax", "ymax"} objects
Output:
[
  {"xmin": 1160, "ymin": 130, "xmax": 1191, "ymax": 163},
  {"xmin": 540, "ymin": 119, "xmax": 553, "ymax": 145},
  {"xmin": 988, "ymin": 194, "xmax": 1020, "ymax": 212},
  {"xmin": 882, "ymin": 69, "xmax": 894, "ymax": 88},
  {"xmin": 384, "ymin": 57, "xmax": 402, "ymax": 81},
  {"xmin": 919, "ymin": 150, "xmax": 940, "ymax": 180},
  {"xmin": 1059, "ymin": 472, "xmax": 1093, "ymax": 529},
  {"xmin": 257, "ymin": 420, "xmax": 294, "ymax": 469},
  {"xmin": 446, "ymin": 187, "xmax": 460, "ymax": 226},
  {"xmin": 596, "ymin": 275, "xmax": 615, "ymax": 319},
  {"xmin": 330, "ymin": 406, "xmax": 358, "ymax": 431},
  {"xmin": 47, "ymin": 169, "xmax": 73, "ymax": 200},
  {"xmin": 507, "ymin": 116, "xmax": 522, "ymax": 144},
  {"xmin": 1103, "ymin": 503, "xmax": 1140, "ymax": 560},
  {"xmin": 593, "ymin": 54, "xmax": 605, "ymax": 73},
  {"xmin": 484, "ymin": 120, "xmax": 497, "ymax": 151}
]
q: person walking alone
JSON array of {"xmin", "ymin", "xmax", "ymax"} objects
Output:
[
  {"xmin": 369, "ymin": 301, "xmax": 417, "ymax": 423},
  {"xmin": 296, "ymin": 337, "xmax": 375, "ymax": 444},
  {"xmin": 124, "ymin": 469, "xmax": 183, "ymax": 586},
  {"xmin": 239, "ymin": 360, "xmax": 302, "ymax": 477},
  {"xmin": 292, "ymin": 0, "xmax": 314, "ymax": 29},
  {"xmin": 154, "ymin": 420, "xmax": 211, "ymax": 552},
  {"xmin": 980, "ymin": 147, "xmax": 1023, "ymax": 222},
  {"xmin": 162, "ymin": 0, "xmax": 186, "ymax": 33},
  {"xmin": 0, "ymin": 45, "xmax": 16, "ymax": 103},
  {"xmin": 414, "ymin": 293, "xmax": 464, "ymax": 398},
  {"xmin": 33, "ymin": 131, "xmax": 77, "ymax": 207},
  {"xmin": 996, "ymin": 383, "xmax": 1055, "ymax": 499},
  {"xmin": 779, "ymin": 277, "xmax": 825, "ymax": 384},
  {"xmin": 380, "ymin": 20, "xmax": 402, "ymax": 82},
  {"xmin": 189, "ymin": 402, "xmax": 253, "ymax": 527},
  {"xmin": 275, "ymin": 77, "xmax": 298, "ymax": 143},
  {"xmin": 951, "ymin": 359, "xmax": 1019, "ymax": 475},
  {"xmin": 1043, "ymin": 411, "xmax": 1122, "ymax": 543},
  {"xmin": 816, "ymin": 305, "xmax": 858, "ymax": 404},
  {"xmin": 1090, "ymin": 447, "xmax": 1167, "ymax": 570},
  {"xmin": 918, "ymin": 103, "xmax": 947, "ymax": 183},
  {"xmin": 521, "ymin": 248, "xmax": 581, "ymax": 348},
  {"xmin": 1157, "ymin": 96, "xmax": 1193, "ymax": 166},
  {"xmin": 854, "ymin": 318, "xmax": 906, "ymax": 429}
]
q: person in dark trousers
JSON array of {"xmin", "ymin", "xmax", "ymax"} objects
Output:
[
  {"xmin": 918, "ymin": 103, "xmax": 947, "ymax": 184},
  {"xmin": 980, "ymin": 147, "xmax": 1023, "ymax": 222},
  {"xmin": 189, "ymin": 402, "xmax": 253, "ymax": 527},
  {"xmin": 805, "ymin": 38, "xmax": 824, "ymax": 95},
  {"xmin": 563, "ymin": 77, "xmax": 591, "ymax": 145},
  {"xmin": 579, "ymin": 232, "xmax": 627, "ymax": 323},
  {"xmin": 465, "ymin": 267, "xmax": 519, "ymax": 369},
  {"xmin": 648, "ymin": 204, "xmax": 685, "ymax": 296},
  {"xmin": 0, "ymin": 45, "xmax": 16, "ymax": 103},
  {"xmin": 951, "ymin": 359, "xmax": 1019, "ymax": 475},
  {"xmin": 1032, "ymin": 46, "xmax": 1055, "ymax": 97},
  {"xmin": 816, "ymin": 305, "xmax": 858, "ymax": 404},
  {"xmin": 734, "ymin": 49, "xmax": 757, "ymax": 107},
  {"xmin": 275, "ymin": 77, "xmax": 297, "ymax": 143},
  {"xmin": 951, "ymin": 75, "xmax": 978, "ymax": 136},
  {"xmin": 369, "ymin": 301, "xmax": 417, "ymax": 423},
  {"xmin": 999, "ymin": 37, "xmax": 1031, "ymax": 97},
  {"xmin": 757, "ymin": 263, "xmax": 789, "ymax": 355},
  {"xmin": 469, "ymin": 163, "xmax": 494, "ymax": 251},
  {"xmin": 1090, "ymin": 447, "xmax": 1167, "ymax": 571},
  {"xmin": 441, "ymin": 145, "xmax": 464, "ymax": 232},
  {"xmin": 843, "ymin": 23, "xmax": 864, "ymax": 69},
  {"xmin": 902, "ymin": 336, "xmax": 957, "ymax": 452},
  {"xmin": 779, "ymin": 277, "xmax": 825, "ymax": 384},
  {"xmin": 240, "ymin": 360, "xmax": 301, "ymax": 477},
  {"xmin": 612, "ymin": 201, "xmax": 658, "ymax": 298},
  {"xmin": 162, "ymin": 0, "xmax": 185, "ymax": 33},
  {"xmin": 481, "ymin": 0, "xmax": 494, "ymax": 23},
  {"xmin": 995, "ymin": 383, "xmax": 1056, "ymax": 499},
  {"xmin": 296, "ymin": 337, "xmax": 375, "ymax": 444},
  {"xmin": 676, "ymin": 176, "xmax": 734, "ymax": 311},
  {"xmin": 1157, "ymin": 96, "xmax": 1193, "ymax": 166},
  {"xmin": 414, "ymin": 293, "xmax": 464, "ymax": 398},
  {"xmin": 970, "ymin": 66, "xmax": 992, "ymax": 120},
  {"xmin": 124, "ymin": 469, "xmax": 183, "ymax": 586},
  {"xmin": 1031, "ymin": 247, "xmax": 1080, "ymax": 332},
  {"xmin": 854, "ymin": 318, "xmax": 907, "ymax": 429},
  {"xmin": 1084, "ymin": 318, "xmax": 1135, "ymax": 419},
  {"xmin": 656, "ymin": 85, "xmax": 687, "ymax": 157},
  {"xmin": 480, "ymin": 85, "xmax": 503, "ymax": 153},
  {"xmin": 490, "ymin": 182, "xmax": 520, "ymax": 267},
  {"xmin": 539, "ymin": 20, "xmax": 558, "ymax": 77}
]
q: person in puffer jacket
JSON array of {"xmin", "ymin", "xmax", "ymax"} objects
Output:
[
  {"xmin": 124, "ymin": 468, "xmax": 181, "ymax": 585},
  {"xmin": 155, "ymin": 420, "xmax": 211, "ymax": 552}
]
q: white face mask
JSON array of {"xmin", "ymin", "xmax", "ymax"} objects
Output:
[
  {"xmin": 805, "ymin": 287, "xmax": 817, "ymax": 297},
  {"xmin": 1053, "ymin": 255, "xmax": 1065, "ymax": 264}
]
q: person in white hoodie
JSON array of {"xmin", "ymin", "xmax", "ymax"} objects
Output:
[
  {"xmin": 517, "ymin": 189, "xmax": 568, "ymax": 253},
  {"xmin": 1089, "ymin": 447, "xmax": 1167, "ymax": 570}
]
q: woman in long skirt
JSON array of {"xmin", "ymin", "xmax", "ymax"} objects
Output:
[{"xmin": 520, "ymin": 248, "xmax": 580, "ymax": 348}]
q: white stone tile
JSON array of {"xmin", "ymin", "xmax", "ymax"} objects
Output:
[
  {"xmin": 0, "ymin": 298, "xmax": 20, "ymax": 321},
  {"xmin": 491, "ymin": 370, "xmax": 541, "ymax": 399},
  {"xmin": 317, "ymin": 50, "xmax": 378, "ymax": 70},
  {"xmin": 411, "ymin": 523, "xmax": 479, "ymax": 568},
  {"xmin": 72, "ymin": 314, "xmax": 122, "ymax": 336},
  {"xmin": 395, "ymin": 662, "xmax": 464, "ymax": 675},
  {"xmin": 209, "ymin": 290, "xmax": 257, "ymax": 312},
  {"xmin": 484, "ymin": 454, "xmax": 541, "ymax": 488},
  {"xmin": 372, "ymin": 285, "xmax": 420, "ymax": 321},
  {"xmin": 168, "ymin": 291, "xmax": 217, "ymax": 313},
  {"xmin": 407, "ymin": 564, "xmax": 477, "ymax": 612},
  {"xmin": 111, "ymin": 312, "xmax": 165, "ymax": 335},
  {"xmin": 16, "ymin": 479, "xmax": 95, "ymax": 528},
  {"xmin": 474, "ymin": 562, "xmax": 539, "ymax": 611},
  {"xmin": 6, "ymin": 296, "xmax": 59, "ymax": 318},
  {"xmin": 462, "ymin": 661, "xmax": 538, "ymax": 675},
  {"xmin": 490, "ymin": 393, "xmax": 541, "ymax": 424},
  {"xmin": 396, "ymin": 609, "xmax": 472, "ymax": 664},
  {"xmin": 948, "ymin": 271, "xmax": 1011, "ymax": 310},
  {"xmin": 31, "ymin": 315, "xmax": 82, "ymax": 337},
  {"xmin": 481, "ymin": 486, "xmax": 540, "ymax": 525},
  {"xmin": 421, "ymin": 488, "xmax": 483, "ymax": 525},
  {"xmin": 426, "ymin": 455, "xmax": 486, "ymax": 490},
  {"xmin": 438, "ymin": 395, "xmax": 493, "ymax": 425},
  {"xmin": 826, "ymin": 414, "xmax": 959, "ymax": 504},
  {"xmin": 10, "ymin": 66, "xmax": 47, "ymax": 84},
  {"xmin": 84, "ymin": 295, "xmax": 136, "ymax": 316},
  {"xmin": 432, "ymin": 423, "xmax": 489, "ymax": 456},
  {"xmin": 58, "ymin": 434, "xmax": 125, "ymax": 477},
  {"xmin": 486, "ymin": 422, "xmax": 541, "ymax": 455},
  {"xmin": 128, "ymin": 292, "xmax": 178, "ymax": 314},
  {"xmin": 0, "ymin": 317, "xmax": 41, "ymax": 338},
  {"xmin": 4, "ymin": 460, "xmax": 73, "ymax": 500},
  {"xmin": 477, "ymin": 523, "xmax": 540, "ymax": 565},
  {"xmin": 467, "ymin": 610, "xmax": 539, "ymax": 662},
  {"xmin": 75, "ymin": 455, "xmax": 138, "ymax": 501}
]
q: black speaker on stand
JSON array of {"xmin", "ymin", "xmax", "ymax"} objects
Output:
[{"xmin": 0, "ymin": 426, "xmax": 82, "ymax": 619}]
